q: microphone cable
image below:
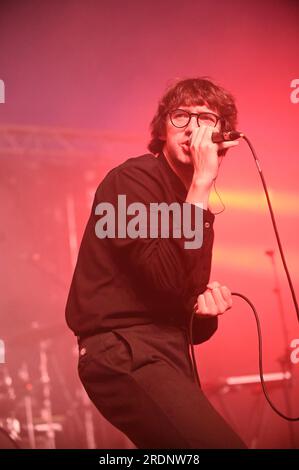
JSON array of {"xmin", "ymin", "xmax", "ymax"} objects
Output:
[
  {"xmin": 243, "ymin": 134, "xmax": 299, "ymax": 325},
  {"xmin": 188, "ymin": 134, "xmax": 299, "ymax": 422}
]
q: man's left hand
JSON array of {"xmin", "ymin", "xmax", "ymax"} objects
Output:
[{"xmin": 194, "ymin": 281, "xmax": 233, "ymax": 317}]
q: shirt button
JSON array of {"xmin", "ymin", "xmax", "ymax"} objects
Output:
[
  {"xmin": 204, "ymin": 222, "xmax": 210, "ymax": 229},
  {"xmin": 80, "ymin": 347, "xmax": 87, "ymax": 356}
]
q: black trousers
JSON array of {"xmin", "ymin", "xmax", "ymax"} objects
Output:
[{"xmin": 78, "ymin": 323, "xmax": 247, "ymax": 449}]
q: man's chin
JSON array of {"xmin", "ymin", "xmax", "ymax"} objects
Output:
[
  {"xmin": 179, "ymin": 151, "xmax": 192, "ymax": 165},
  {"xmin": 164, "ymin": 147, "xmax": 192, "ymax": 167}
]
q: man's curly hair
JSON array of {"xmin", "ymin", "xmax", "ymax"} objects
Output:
[{"xmin": 148, "ymin": 77, "xmax": 238, "ymax": 157}]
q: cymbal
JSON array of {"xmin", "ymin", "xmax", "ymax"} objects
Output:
[{"xmin": 5, "ymin": 323, "xmax": 67, "ymax": 348}]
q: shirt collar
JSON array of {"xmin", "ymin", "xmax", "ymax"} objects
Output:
[{"xmin": 157, "ymin": 152, "xmax": 187, "ymax": 202}]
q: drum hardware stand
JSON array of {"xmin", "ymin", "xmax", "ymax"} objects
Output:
[
  {"xmin": 265, "ymin": 249, "xmax": 297, "ymax": 448},
  {"xmin": 1, "ymin": 367, "xmax": 20, "ymax": 443},
  {"xmin": 39, "ymin": 340, "xmax": 56, "ymax": 449},
  {"xmin": 206, "ymin": 371, "xmax": 292, "ymax": 448},
  {"xmin": 2, "ymin": 366, "xmax": 16, "ymax": 402},
  {"xmin": 18, "ymin": 362, "xmax": 36, "ymax": 449}
]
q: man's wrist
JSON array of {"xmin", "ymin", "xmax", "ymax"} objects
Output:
[
  {"xmin": 191, "ymin": 175, "xmax": 213, "ymax": 191},
  {"xmin": 186, "ymin": 178, "xmax": 212, "ymax": 209}
]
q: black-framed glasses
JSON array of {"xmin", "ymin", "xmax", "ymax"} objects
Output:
[{"xmin": 169, "ymin": 109, "xmax": 220, "ymax": 128}]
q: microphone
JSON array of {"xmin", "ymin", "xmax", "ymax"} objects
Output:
[{"xmin": 212, "ymin": 130, "xmax": 243, "ymax": 143}]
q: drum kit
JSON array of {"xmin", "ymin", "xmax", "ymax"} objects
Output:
[{"xmin": 0, "ymin": 322, "xmax": 94, "ymax": 449}]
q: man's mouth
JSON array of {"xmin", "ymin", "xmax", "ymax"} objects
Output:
[{"xmin": 180, "ymin": 142, "xmax": 190, "ymax": 152}]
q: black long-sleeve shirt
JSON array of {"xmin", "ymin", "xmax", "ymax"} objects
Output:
[{"xmin": 65, "ymin": 152, "xmax": 218, "ymax": 344}]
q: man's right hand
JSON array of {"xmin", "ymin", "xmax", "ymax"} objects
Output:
[{"xmin": 186, "ymin": 126, "xmax": 239, "ymax": 209}]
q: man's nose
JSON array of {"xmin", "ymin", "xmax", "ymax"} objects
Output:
[{"xmin": 185, "ymin": 115, "xmax": 199, "ymax": 133}]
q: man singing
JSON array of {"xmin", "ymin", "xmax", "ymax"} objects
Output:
[{"xmin": 65, "ymin": 77, "xmax": 246, "ymax": 448}]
